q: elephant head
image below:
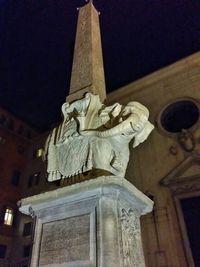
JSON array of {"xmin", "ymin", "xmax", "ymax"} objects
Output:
[{"xmin": 81, "ymin": 101, "xmax": 153, "ymax": 147}]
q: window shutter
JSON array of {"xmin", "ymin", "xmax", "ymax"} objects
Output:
[{"xmin": 12, "ymin": 209, "xmax": 18, "ymax": 227}]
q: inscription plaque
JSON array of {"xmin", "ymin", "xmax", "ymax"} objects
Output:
[{"xmin": 39, "ymin": 214, "xmax": 91, "ymax": 266}]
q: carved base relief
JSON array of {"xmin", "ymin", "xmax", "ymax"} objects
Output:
[{"xmin": 121, "ymin": 208, "xmax": 145, "ymax": 267}]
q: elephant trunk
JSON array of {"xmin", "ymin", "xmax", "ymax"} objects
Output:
[{"xmin": 81, "ymin": 115, "xmax": 137, "ymax": 138}]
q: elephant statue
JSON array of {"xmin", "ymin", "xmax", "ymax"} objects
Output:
[{"xmin": 44, "ymin": 93, "xmax": 154, "ymax": 181}]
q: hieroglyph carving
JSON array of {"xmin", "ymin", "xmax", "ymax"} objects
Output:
[
  {"xmin": 121, "ymin": 208, "xmax": 145, "ymax": 267},
  {"xmin": 44, "ymin": 93, "xmax": 154, "ymax": 181}
]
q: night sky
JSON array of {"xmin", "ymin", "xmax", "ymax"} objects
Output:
[{"xmin": 1, "ymin": 0, "xmax": 200, "ymax": 131}]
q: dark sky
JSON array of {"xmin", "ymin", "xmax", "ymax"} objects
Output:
[{"xmin": 0, "ymin": 0, "xmax": 200, "ymax": 131}]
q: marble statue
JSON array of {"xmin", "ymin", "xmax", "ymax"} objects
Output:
[{"xmin": 44, "ymin": 93, "xmax": 154, "ymax": 181}]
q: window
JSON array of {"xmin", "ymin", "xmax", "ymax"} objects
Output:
[
  {"xmin": 17, "ymin": 145, "xmax": 26, "ymax": 155},
  {"xmin": 23, "ymin": 245, "xmax": 31, "ymax": 258},
  {"xmin": 0, "ymin": 159, "xmax": 5, "ymax": 172},
  {"xmin": 18, "ymin": 125, "xmax": 24, "ymax": 135},
  {"xmin": 34, "ymin": 172, "xmax": 40, "ymax": 185},
  {"xmin": 4, "ymin": 208, "xmax": 14, "ymax": 226},
  {"xmin": 0, "ymin": 245, "xmax": 7, "ymax": 258},
  {"xmin": 28, "ymin": 172, "xmax": 41, "ymax": 187},
  {"xmin": 160, "ymin": 100, "xmax": 199, "ymax": 133},
  {"xmin": 180, "ymin": 197, "xmax": 200, "ymax": 266},
  {"xmin": 34, "ymin": 148, "xmax": 43, "ymax": 158},
  {"xmin": 26, "ymin": 129, "xmax": 32, "ymax": 139},
  {"xmin": 23, "ymin": 222, "xmax": 32, "ymax": 237},
  {"xmin": 28, "ymin": 175, "xmax": 33, "ymax": 188},
  {"xmin": 0, "ymin": 115, "xmax": 6, "ymax": 125},
  {"xmin": 11, "ymin": 170, "xmax": 21, "ymax": 186},
  {"xmin": 6, "ymin": 119, "xmax": 14, "ymax": 131},
  {"xmin": 0, "ymin": 137, "xmax": 5, "ymax": 145}
]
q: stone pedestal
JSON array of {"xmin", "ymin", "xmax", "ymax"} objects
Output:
[{"xmin": 19, "ymin": 176, "xmax": 153, "ymax": 267}]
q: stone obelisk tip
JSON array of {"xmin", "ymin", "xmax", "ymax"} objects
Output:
[{"xmin": 67, "ymin": 1, "xmax": 106, "ymax": 103}]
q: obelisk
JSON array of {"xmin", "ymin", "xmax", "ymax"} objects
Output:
[{"xmin": 67, "ymin": 0, "xmax": 106, "ymax": 103}]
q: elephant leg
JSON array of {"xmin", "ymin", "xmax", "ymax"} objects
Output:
[{"xmin": 91, "ymin": 138, "xmax": 113, "ymax": 173}]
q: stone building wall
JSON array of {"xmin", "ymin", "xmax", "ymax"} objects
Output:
[
  {"xmin": 0, "ymin": 108, "xmax": 37, "ymax": 267},
  {"xmin": 108, "ymin": 51, "xmax": 200, "ymax": 267}
]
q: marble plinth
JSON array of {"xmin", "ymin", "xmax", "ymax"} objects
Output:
[{"xmin": 19, "ymin": 176, "xmax": 153, "ymax": 267}]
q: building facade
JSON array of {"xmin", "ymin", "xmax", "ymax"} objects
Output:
[
  {"xmin": 109, "ymin": 51, "xmax": 200, "ymax": 267},
  {"xmin": 0, "ymin": 108, "xmax": 37, "ymax": 267}
]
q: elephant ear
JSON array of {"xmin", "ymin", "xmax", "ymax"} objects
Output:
[{"xmin": 132, "ymin": 121, "xmax": 154, "ymax": 148}]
